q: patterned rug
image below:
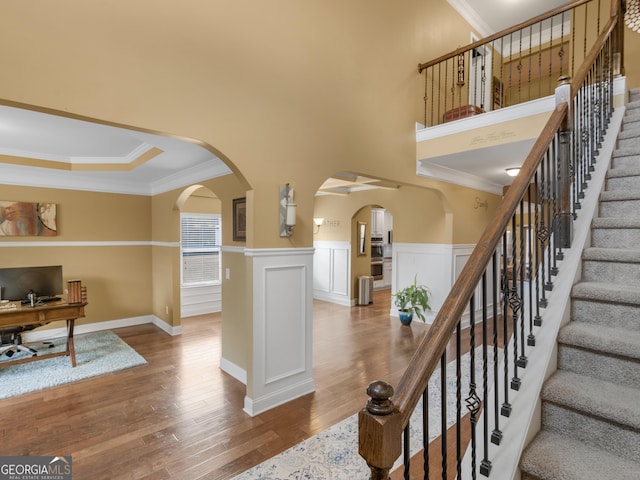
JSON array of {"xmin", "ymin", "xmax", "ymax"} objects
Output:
[
  {"xmin": 232, "ymin": 348, "xmax": 498, "ymax": 479},
  {"xmin": 0, "ymin": 330, "xmax": 147, "ymax": 399}
]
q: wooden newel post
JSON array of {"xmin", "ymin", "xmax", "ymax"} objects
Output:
[{"xmin": 358, "ymin": 380, "xmax": 402, "ymax": 480}]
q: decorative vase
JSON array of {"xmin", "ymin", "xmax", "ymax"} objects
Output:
[{"xmin": 399, "ymin": 311, "xmax": 413, "ymax": 326}]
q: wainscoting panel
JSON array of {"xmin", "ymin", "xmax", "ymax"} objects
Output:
[
  {"xmin": 244, "ymin": 248, "xmax": 315, "ymax": 416},
  {"xmin": 180, "ymin": 283, "xmax": 221, "ymax": 317},
  {"xmin": 393, "ymin": 243, "xmax": 453, "ymax": 323},
  {"xmin": 313, "ymin": 241, "xmax": 351, "ymax": 306}
]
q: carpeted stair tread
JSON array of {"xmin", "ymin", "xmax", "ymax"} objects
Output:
[
  {"xmin": 592, "ymin": 216, "xmax": 640, "ymax": 228},
  {"xmin": 520, "ymin": 431, "xmax": 640, "ymax": 480},
  {"xmin": 571, "ymin": 281, "xmax": 640, "ymax": 306},
  {"xmin": 600, "ymin": 189, "xmax": 640, "ymax": 201},
  {"xmin": 559, "ymin": 321, "xmax": 640, "ymax": 361},
  {"xmin": 542, "ymin": 370, "xmax": 640, "ymax": 431},
  {"xmin": 582, "ymin": 246, "xmax": 640, "ymax": 262}
]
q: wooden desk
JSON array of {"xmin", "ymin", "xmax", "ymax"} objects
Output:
[{"xmin": 0, "ymin": 300, "xmax": 87, "ymax": 368}]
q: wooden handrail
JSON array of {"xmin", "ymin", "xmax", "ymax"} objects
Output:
[
  {"xmin": 418, "ymin": 0, "xmax": 592, "ymax": 73},
  {"xmin": 392, "ymin": 102, "xmax": 568, "ymax": 423}
]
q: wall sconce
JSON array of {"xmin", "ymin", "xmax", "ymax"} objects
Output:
[
  {"xmin": 313, "ymin": 217, "xmax": 324, "ymax": 234},
  {"xmin": 280, "ymin": 183, "xmax": 296, "ymax": 237},
  {"xmin": 506, "ymin": 168, "xmax": 520, "ymax": 177}
]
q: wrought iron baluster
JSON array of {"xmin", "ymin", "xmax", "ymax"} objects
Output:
[
  {"xmin": 466, "ymin": 295, "xmax": 480, "ymax": 480},
  {"xmin": 517, "ymin": 199, "xmax": 528, "ymax": 368},
  {"xmin": 480, "ymin": 271, "xmax": 492, "ymax": 477},
  {"xmin": 534, "ymin": 171, "xmax": 544, "ymax": 326},
  {"xmin": 527, "ymin": 184, "xmax": 536, "ymax": 347},
  {"xmin": 456, "ymin": 322, "xmax": 462, "ymax": 478},
  {"xmin": 404, "ymin": 425, "xmax": 411, "ymax": 480},
  {"xmin": 440, "ymin": 353, "xmax": 448, "ymax": 480},
  {"xmin": 510, "ymin": 215, "xmax": 522, "ymax": 391},
  {"xmin": 501, "ymin": 231, "xmax": 512, "ymax": 417},
  {"xmin": 423, "ymin": 388, "xmax": 429, "ymax": 480},
  {"xmin": 491, "ymin": 250, "xmax": 503, "ymax": 443}
]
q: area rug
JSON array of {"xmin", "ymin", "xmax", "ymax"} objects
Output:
[
  {"xmin": 0, "ymin": 330, "xmax": 147, "ymax": 399},
  {"xmin": 232, "ymin": 348, "xmax": 498, "ymax": 480}
]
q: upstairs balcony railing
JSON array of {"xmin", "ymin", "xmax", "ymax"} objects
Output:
[
  {"xmin": 359, "ymin": 0, "xmax": 624, "ymax": 478},
  {"xmin": 418, "ymin": 0, "xmax": 621, "ymax": 127}
]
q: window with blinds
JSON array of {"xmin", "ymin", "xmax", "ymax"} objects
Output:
[{"xmin": 180, "ymin": 213, "xmax": 221, "ymax": 285}]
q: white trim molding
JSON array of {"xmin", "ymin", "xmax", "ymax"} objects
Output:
[{"xmin": 23, "ymin": 314, "xmax": 181, "ymax": 344}]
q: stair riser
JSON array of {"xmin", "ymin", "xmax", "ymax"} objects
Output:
[
  {"xmin": 572, "ymin": 298, "xmax": 640, "ymax": 332},
  {"xmin": 611, "ymin": 154, "xmax": 640, "ymax": 168},
  {"xmin": 542, "ymin": 403, "xmax": 640, "ymax": 464},
  {"xmin": 582, "ymin": 259, "xmax": 640, "ymax": 286},
  {"xmin": 623, "ymin": 116, "xmax": 640, "ymax": 130},
  {"xmin": 617, "ymin": 136, "xmax": 640, "ymax": 150},
  {"xmin": 627, "ymin": 105, "xmax": 640, "ymax": 118},
  {"xmin": 591, "ymin": 228, "xmax": 640, "ymax": 249},
  {"xmin": 558, "ymin": 345, "xmax": 640, "ymax": 389},
  {"xmin": 600, "ymin": 199, "xmax": 640, "ymax": 217},
  {"xmin": 606, "ymin": 175, "xmax": 640, "ymax": 191}
]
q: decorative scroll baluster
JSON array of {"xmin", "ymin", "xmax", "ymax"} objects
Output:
[
  {"xmin": 534, "ymin": 172, "xmax": 544, "ymax": 326},
  {"xmin": 510, "ymin": 215, "xmax": 522, "ymax": 391},
  {"xmin": 501, "ymin": 231, "xmax": 512, "ymax": 416},
  {"xmin": 466, "ymin": 295, "xmax": 480, "ymax": 479}
]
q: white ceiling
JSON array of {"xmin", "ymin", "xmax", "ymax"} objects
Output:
[
  {"xmin": 450, "ymin": 0, "xmax": 567, "ymax": 37},
  {"xmin": 0, "ymin": 1, "xmax": 567, "ymax": 197}
]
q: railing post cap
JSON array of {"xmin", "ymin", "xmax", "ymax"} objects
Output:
[{"xmin": 366, "ymin": 380, "xmax": 395, "ymax": 415}]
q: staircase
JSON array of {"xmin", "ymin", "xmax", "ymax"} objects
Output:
[{"xmin": 520, "ymin": 89, "xmax": 640, "ymax": 479}]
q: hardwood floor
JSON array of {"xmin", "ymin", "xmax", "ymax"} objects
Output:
[{"xmin": 0, "ymin": 289, "xmax": 433, "ymax": 479}]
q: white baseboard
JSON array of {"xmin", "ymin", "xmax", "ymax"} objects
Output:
[
  {"xmin": 220, "ymin": 357, "xmax": 247, "ymax": 384},
  {"xmin": 243, "ymin": 377, "xmax": 315, "ymax": 417},
  {"xmin": 22, "ymin": 314, "xmax": 181, "ymax": 342},
  {"xmin": 312, "ymin": 289, "xmax": 352, "ymax": 307}
]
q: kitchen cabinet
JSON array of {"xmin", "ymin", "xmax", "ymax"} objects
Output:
[
  {"xmin": 384, "ymin": 210, "xmax": 393, "ymax": 245},
  {"xmin": 383, "ymin": 259, "xmax": 392, "ymax": 287},
  {"xmin": 371, "ymin": 208, "xmax": 385, "ymax": 238}
]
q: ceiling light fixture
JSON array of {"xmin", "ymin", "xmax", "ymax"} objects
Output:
[{"xmin": 506, "ymin": 168, "xmax": 520, "ymax": 177}]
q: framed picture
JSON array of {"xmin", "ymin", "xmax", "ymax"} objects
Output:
[{"xmin": 233, "ymin": 197, "xmax": 247, "ymax": 241}]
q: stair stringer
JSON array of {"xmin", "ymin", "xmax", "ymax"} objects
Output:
[{"xmin": 458, "ymin": 105, "xmax": 626, "ymax": 480}]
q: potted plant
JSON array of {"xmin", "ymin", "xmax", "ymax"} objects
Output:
[{"xmin": 393, "ymin": 275, "xmax": 431, "ymax": 325}]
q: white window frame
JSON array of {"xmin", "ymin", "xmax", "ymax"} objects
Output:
[{"xmin": 180, "ymin": 213, "xmax": 222, "ymax": 286}]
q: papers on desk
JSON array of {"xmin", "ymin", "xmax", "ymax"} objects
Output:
[{"xmin": 0, "ymin": 300, "xmax": 17, "ymax": 311}]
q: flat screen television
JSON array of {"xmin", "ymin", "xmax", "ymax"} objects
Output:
[{"xmin": 0, "ymin": 265, "xmax": 63, "ymax": 301}]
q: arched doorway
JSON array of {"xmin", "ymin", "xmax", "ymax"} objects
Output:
[{"xmin": 176, "ymin": 185, "xmax": 223, "ymax": 318}]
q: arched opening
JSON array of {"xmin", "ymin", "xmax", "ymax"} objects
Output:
[{"xmin": 176, "ymin": 185, "xmax": 223, "ymax": 318}]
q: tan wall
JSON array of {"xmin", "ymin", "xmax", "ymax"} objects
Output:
[
  {"xmin": 221, "ymin": 250, "xmax": 250, "ymax": 373},
  {"xmin": 0, "ymin": 185, "xmax": 152, "ymax": 328},
  {"xmin": 314, "ymin": 183, "xmax": 500, "ymax": 246},
  {"xmin": 625, "ymin": 30, "xmax": 640, "ymax": 90},
  {"xmin": 0, "ymin": 0, "xmax": 477, "ymax": 250}
]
